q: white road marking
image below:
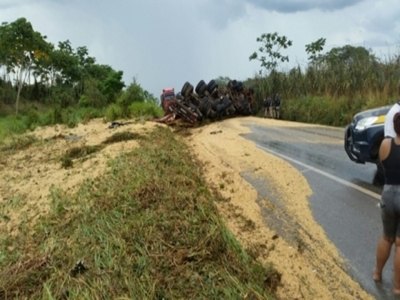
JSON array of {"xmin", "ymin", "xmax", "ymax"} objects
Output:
[{"xmin": 257, "ymin": 144, "xmax": 381, "ymax": 201}]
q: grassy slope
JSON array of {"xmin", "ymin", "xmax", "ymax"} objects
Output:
[{"xmin": 0, "ymin": 126, "xmax": 277, "ymax": 299}]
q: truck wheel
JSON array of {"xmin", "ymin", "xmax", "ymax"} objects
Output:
[
  {"xmin": 207, "ymin": 80, "xmax": 218, "ymax": 94},
  {"xmin": 181, "ymin": 82, "xmax": 194, "ymax": 98},
  {"xmin": 234, "ymin": 81, "xmax": 243, "ymax": 92},
  {"xmin": 181, "ymin": 82, "xmax": 189, "ymax": 96},
  {"xmin": 228, "ymin": 80, "xmax": 236, "ymax": 90},
  {"xmin": 195, "ymin": 80, "xmax": 207, "ymax": 96}
]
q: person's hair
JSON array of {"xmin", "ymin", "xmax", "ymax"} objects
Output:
[{"xmin": 394, "ymin": 112, "xmax": 400, "ymax": 136}]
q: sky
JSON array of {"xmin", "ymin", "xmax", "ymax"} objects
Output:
[{"xmin": 1, "ymin": 0, "xmax": 400, "ymax": 98}]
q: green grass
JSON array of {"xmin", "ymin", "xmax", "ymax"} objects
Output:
[
  {"xmin": 59, "ymin": 131, "xmax": 143, "ymax": 169},
  {"xmin": 0, "ymin": 126, "xmax": 277, "ymax": 299},
  {"xmin": 281, "ymin": 95, "xmax": 387, "ymax": 126},
  {"xmin": 102, "ymin": 131, "xmax": 142, "ymax": 144},
  {"xmin": 0, "ymin": 134, "xmax": 38, "ymax": 152},
  {"xmin": 0, "ymin": 115, "xmax": 30, "ymax": 141},
  {"xmin": 0, "ymin": 101, "xmax": 163, "ymax": 143},
  {"xmin": 105, "ymin": 101, "xmax": 163, "ymax": 121},
  {"xmin": 0, "ymin": 107, "xmax": 96, "ymax": 141},
  {"xmin": 129, "ymin": 101, "xmax": 163, "ymax": 119},
  {"xmin": 60, "ymin": 145, "xmax": 103, "ymax": 169}
]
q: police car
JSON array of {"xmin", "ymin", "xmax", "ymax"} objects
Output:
[{"xmin": 344, "ymin": 105, "xmax": 391, "ymax": 184}]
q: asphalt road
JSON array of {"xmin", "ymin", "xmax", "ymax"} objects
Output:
[{"xmin": 243, "ymin": 121, "xmax": 396, "ymax": 300}]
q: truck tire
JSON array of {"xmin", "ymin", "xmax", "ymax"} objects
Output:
[
  {"xmin": 234, "ymin": 81, "xmax": 243, "ymax": 92},
  {"xmin": 228, "ymin": 80, "xmax": 236, "ymax": 90},
  {"xmin": 195, "ymin": 80, "xmax": 207, "ymax": 96},
  {"xmin": 207, "ymin": 80, "xmax": 218, "ymax": 94},
  {"xmin": 181, "ymin": 82, "xmax": 194, "ymax": 98},
  {"xmin": 199, "ymin": 96, "xmax": 212, "ymax": 116}
]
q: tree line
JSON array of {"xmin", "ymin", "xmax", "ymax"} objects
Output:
[
  {"xmin": 2, "ymin": 17, "xmax": 398, "ymax": 130},
  {"xmin": 0, "ymin": 17, "xmax": 157, "ymax": 117},
  {"xmin": 248, "ymin": 32, "xmax": 400, "ymax": 125}
]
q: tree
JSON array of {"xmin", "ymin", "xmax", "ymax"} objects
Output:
[
  {"xmin": 320, "ymin": 45, "xmax": 377, "ymax": 69},
  {"xmin": 215, "ymin": 76, "xmax": 231, "ymax": 86},
  {"xmin": 305, "ymin": 38, "xmax": 326, "ymax": 63},
  {"xmin": 49, "ymin": 40, "xmax": 81, "ymax": 85},
  {"xmin": 100, "ymin": 70, "xmax": 125, "ymax": 103},
  {"xmin": 85, "ymin": 64, "xmax": 125, "ymax": 104},
  {"xmin": 117, "ymin": 79, "xmax": 152, "ymax": 110},
  {"xmin": 319, "ymin": 45, "xmax": 379, "ymax": 94},
  {"xmin": 0, "ymin": 18, "xmax": 51, "ymax": 114},
  {"xmin": 249, "ymin": 32, "xmax": 293, "ymax": 75}
]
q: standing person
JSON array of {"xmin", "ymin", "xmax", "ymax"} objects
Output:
[
  {"xmin": 272, "ymin": 93, "xmax": 281, "ymax": 119},
  {"xmin": 385, "ymin": 101, "xmax": 400, "ymax": 138},
  {"xmin": 263, "ymin": 96, "xmax": 271, "ymax": 118},
  {"xmin": 374, "ymin": 112, "xmax": 400, "ymax": 295}
]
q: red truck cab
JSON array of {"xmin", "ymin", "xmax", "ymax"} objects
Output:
[{"xmin": 160, "ymin": 88, "xmax": 176, "ymax": 113}]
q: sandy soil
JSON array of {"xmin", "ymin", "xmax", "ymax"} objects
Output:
[
  {"xmin": 187, "ymin": 116, "xmax": 372, "ymax": 300},
  {"xmin": 0, "ymin": 116, "xmax": 372, "ymax": 299},
  {"xmin": 0, "ymin": 119, "xmax": 159, "ymax": 235}
]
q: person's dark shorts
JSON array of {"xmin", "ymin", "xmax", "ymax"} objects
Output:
[{"xmin": 381, "ymin": 185, "xmax": 400, "ymax": 238}]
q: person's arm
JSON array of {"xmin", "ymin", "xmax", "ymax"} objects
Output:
[{"xmin": 379, "ymin": 138, "xmax": 392, "ymax": 162}]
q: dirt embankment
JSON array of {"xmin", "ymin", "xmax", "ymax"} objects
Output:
[
  {"xmin": 0, "ymin": 119, "xmax": 159, "ymax": 235},
  {"xmin": 0, "ymin": 117, "xmax": 372, "ymax": 299}
]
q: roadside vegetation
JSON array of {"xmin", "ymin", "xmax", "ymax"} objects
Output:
[
  {"xmin": 0, "ymin": 18, "xmax": 162, "ymax": 141},
  {"xmin": 1, "ymin": 19, "xmax": 397, "ymax": 140},
  {"xmin": 0, "ymin": 127, "xmax": 277, "ymax": 299},
  {"xmin": 248, "ymin": 33, "xmax": 400, "ymax": 125}
]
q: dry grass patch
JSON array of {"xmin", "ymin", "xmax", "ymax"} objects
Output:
[{"xmin": 0, "ymin": 126, "xmax": 278, "ymax": 299}]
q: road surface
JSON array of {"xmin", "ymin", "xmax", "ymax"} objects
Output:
[{"xmin": 243, "ymin": 121, "xmax": 395, "ymax": 299}]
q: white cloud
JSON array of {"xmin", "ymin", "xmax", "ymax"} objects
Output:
[
  {"xmin": 0, "ymin": 0, "xmax": 399, "ymax": 97},
  {"xmin": 246, "ymin": 0, "xmax": 365, "ymax": 12}
]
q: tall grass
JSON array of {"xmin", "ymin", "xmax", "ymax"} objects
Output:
[
  {"xmin": 249, "ymin": 48, "xmax": 400, "ymax": 126},
  {"xmin": 104, "ymin": 101, "xmax": 163, "ymax": 121},
  {"xmin": 0, "ymin": 116, "xmax": 29, "ymax": 140},
  {"xmin": 0, "ymin": 127, "xmax": 277, "ymax": 299},
  {"xmin": 0, "ymin": 101, "xmax": 163, "ymax": 142}
]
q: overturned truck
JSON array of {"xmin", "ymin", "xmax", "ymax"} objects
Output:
[{"xmin": 157, "ymin": 79, "xmax": 254, "ymax": 125}]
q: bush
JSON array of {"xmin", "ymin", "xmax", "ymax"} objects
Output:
[
  {"xmin": 117, "ymin": 81, "xmax": 146, "ymax": 109},
  {"xmin": 52, "ymin": 87, "xmax": 76, "ymax": 108},
  {"xmin": 79, "ymin": 79, "xmax": 107, "ymax": 108},
  {"xmin": 64, "ymin": 112, "xmax": 79, "ymax": 128},
  {"xmin": 105, "ymin": 103, "xmax": 124, "ymax": 121},
  {"xmin": 24, "ymin": 108, "xmax": 41, "ymax": 130},
  {"xmin": 129, "ymin": 102, "xmax": 163, "ymax": 119},
  {"xmin": 77, "ymin": 107, "xmax": 103, "ymax": 123},
  {"xmin": 0, "ymin": 84, "xmax": 16, "ymax": 106},
  {"xmin": 78, "ymin": 95, "xmax": 91, "ymax": 107},
  {"xmin": 48, "ymin": 107, "xmax": 63, "ymax": 124},
  {"xmin": 0, "ymin": 115, "xmax": 28, "ymax": 140}
]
